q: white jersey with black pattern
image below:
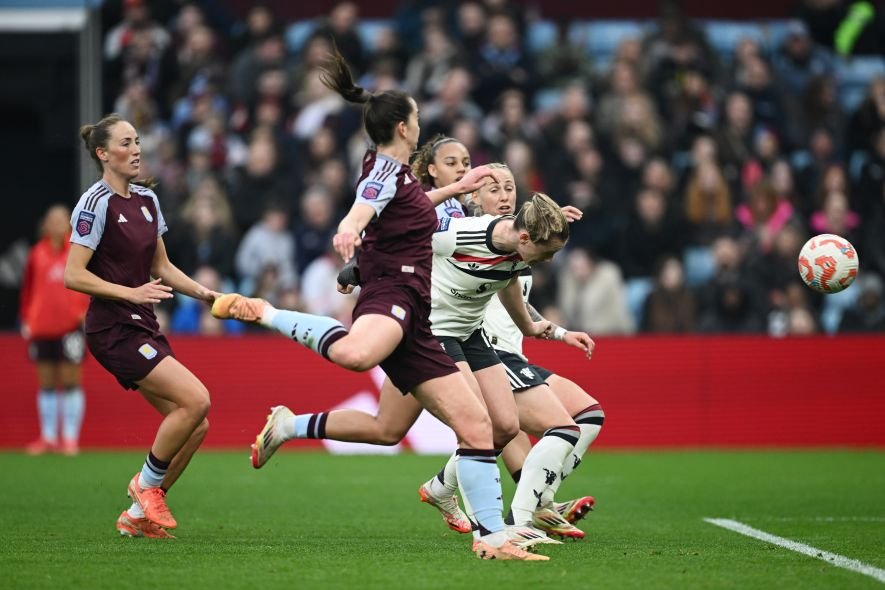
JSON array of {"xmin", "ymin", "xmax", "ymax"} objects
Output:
[{"xmin": 430, "ymin": 214, "xmax": 528, "ymax": 339}]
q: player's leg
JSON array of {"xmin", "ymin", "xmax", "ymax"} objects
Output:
[
  {"xmin": 58, "ymin": 360, "xmax": 85, "ymax": 456},
  {"xmin": 501, "ymin": 431, "xmax": 531, "ymax": 486},
  {"xmin": 129, "ymin": 356, "xmax": 211, "ymax": 529},
  {"xmin": 249, "ymin": 314, "xmax": 405, "ymax": 467},
  {"xmin": 544, "ymin": 374, "xmax": 605, "ymax": 504},
  {"xmin": 412, "ymin": 372, "xmax": 546, "ymax": 561},
  {"xmin": 27, "ymin": 360, "xmax": 60, "ymax": 454},
  {"xmin": 472, "ymin": 364, "xmax": 520, "ymax": 449},
  {"xmin": 511, "ymin": 384, "xmax": 584, "ymax": 538}
]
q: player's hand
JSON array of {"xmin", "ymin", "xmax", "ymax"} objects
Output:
[
  {"xmin": 130, "ymin": 278, "xmax": 174, "ymax": 304},
  {"xmin": 333, "ymin": 232, "xmax": 362, "ymax": 263},
  {"xmin": 564, "ymin": 330, "xmax": 595, "ymax": 359},
  {"xmin": 561, "ymin": 205, "xmax": 583, "ymax": 223},
  {"xmin": 456, "ymin": 165, "xmax": 506, "ymax": 194},
  {"xmin": 195, "ymin": 287, "xmax": 221, "ymax": 304},
  {"xmin": 525, "ymin": 320, "xmax": 553, "ymax": 338},
  {"xmin": 337, "ymin": 283, "xmax": 356, "ymax": 294}
]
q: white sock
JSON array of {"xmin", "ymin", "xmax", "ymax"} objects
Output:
[
  {"xmin": 540, "ymin": 407, "xmax": 604, "ymax": 506},
  {"xmin": 37, "ymin": 389, "xmax": 58, "ymax": 443},
  {"xmin": 128, "ymin": 502, "xmax": 145, "ymax": 518},
  {"xmin": 428, "ymin": 452, "xmax": 459, "ymax": 497},
  {"xmin": 510, "ymin": 426, "xmax": 578, "ymax": 524},
  {"xmin": 61, "ymin": 387, "xmax": 85, "ymax": 442}
]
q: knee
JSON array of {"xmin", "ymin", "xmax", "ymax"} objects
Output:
[
  {"xmin": 457, "ymin": 412, "xmax": 494, "ymax": 449},
  {"xmin": 187, "ymin": 386, "xmax": 211, "ymax": 420},
  {"xmin": 493, "ymin": 419, "xmax": 520, "ymax": 449},
  {"xmin": 375, "ymin": 423, "xmax": 408, "ymax": 446}
]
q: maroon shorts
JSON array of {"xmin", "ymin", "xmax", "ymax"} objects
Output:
[
  {"xmin": 86, "ymin": 324, "xmax": 174, "ymax": 390},
  {"xmin": 28, "ymin": 328, "xmax": 86, "ymax": 364},
  {"xmin": 352, "ymin": 282, "xmax": 457, "ymax": 394}
]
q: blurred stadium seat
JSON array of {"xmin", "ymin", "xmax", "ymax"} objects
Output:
[
  {"xmin": 835, "ymin": 57, "xmax": 885, "ymax": 111},
  {"xmin": 527, "ymin": 19, "xmax": 557, "ymax": 53}
]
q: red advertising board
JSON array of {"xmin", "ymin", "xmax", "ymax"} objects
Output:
[{"xmin": 1, "ymin": 334, "xmax": 883, "ymax": 450}]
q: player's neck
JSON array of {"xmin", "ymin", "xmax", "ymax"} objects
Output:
[
  {"xmin": 376, "ymin": 143, "xmax": 410, "ymax": 165},
  {"xmin": 490, "ymin": 218, "xmax": 518, "ymax": 252},
  {"xmin": 102, "ymin": 173, "xmax": 131, "ymax": 198}
]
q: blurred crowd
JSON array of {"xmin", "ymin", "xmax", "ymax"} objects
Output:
[{"xmin": 78, "ymin": 0, "xmax": 885, "ymax": 336}]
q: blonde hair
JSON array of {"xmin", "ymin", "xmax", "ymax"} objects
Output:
[
  {"xmin": 468, "ymin": 162, "xmax": 513, "ymax": 216},
  {"xmin": 514, "ymin": 192, "xmax": 569, "ymax": 243}
]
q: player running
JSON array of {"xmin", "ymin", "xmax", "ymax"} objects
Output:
[
  {"xmin": 211, "ymin": 48, "xmax": 545, "ymax": 561},
  {"xmin": 66, "ymin": 114, "xmax": 219, "ymax": 539}
]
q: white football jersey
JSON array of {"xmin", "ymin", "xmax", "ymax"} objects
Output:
[
  {"xmin": 430, "ymin": 215, "xmax": 528, "ymax": 339},
  {"xmin": 482, "ymin": 271, "xmax": 532, "ymax": 359},
  {"xmin": 434, "ymin": 197, "xmax": 466, "ymax": 220}
]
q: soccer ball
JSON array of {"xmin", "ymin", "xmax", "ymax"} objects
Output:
[{"xmin": 797, "ymin": 234, "xmax": 859, "ymax": 294}]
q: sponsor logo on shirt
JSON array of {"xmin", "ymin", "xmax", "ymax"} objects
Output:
[
  {"xmin": 76, "ymin": 211, "xmax": 95, "ymax": 236},
  {"xmin": 138, "ymin": 343, "xmax": 158, "ymax": 360},
  {"xmin": 361, "ymin": 181, "xmax": 384, "ymax": 200},
  {"xmin": 436, "ymin": 217, "xmax": 451, "ymax": 232},
  {"xmin": 520, "ymin": 367, "xmax": 536, "ymax": 379},
  {"xmin": 140, "ymin": 206, "xmax": 153, "ymax": 222},
  {"xmin": 118, "ymin": 214, "xmax": 128, "ymax": 223}
]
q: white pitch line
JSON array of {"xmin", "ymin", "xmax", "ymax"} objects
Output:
[{"xmin": 704, "ymin": 518, "xmax": 885, "ymax": 584}]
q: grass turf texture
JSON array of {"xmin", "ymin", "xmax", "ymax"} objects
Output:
[{"xmin": 1, "ymin": 450, "xmax": 883, "ymax": 589}]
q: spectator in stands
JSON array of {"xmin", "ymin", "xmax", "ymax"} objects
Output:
[
  {"xmin": 641, "ymin": 255, "xmax": 697, "ymax": 333},
  {"xmin": 293, "ymin": 185, "xmax": 337, "ymax": 276},
  {"xmin": 104, "ymin": 0, "xmax": 170, "ymax": 62},
  {"xmin": 811, "ymin": 162, "xmax": 851, "ymax": 212},
  {"xmin": 642, "ymin": 157, "xmax": 677, "ymax": 201},
  {"xmin": 697, "ymin": 236, "xmax": 765, "ymax": 333},
  {"xmin": 683, "ymin": 159, "xmax": 737, "ymax": 247},
  {"xmin": 300, "ymin": 244, "xmax": 358, "ymax": 323},
  {"xmin": 715, "ymin": 91, "xmax": 755, "ymax": 190},
  {"xmin": 839, "ymin": 273, "xmax": 885, "ymax": 332},
  {"xmin": 810, "ymin": 190, "xmax": 861, "ymax": 243},
  {"xmin": 735, "ymin": 56, "xmax": 791, "ymax": 146},
  {"xmin": 662, "ymin": 62, "xmax": 717, "ymax": 151},
  {"xmin": 227, "ymin": 130, "xmax": 297, "ymax": 231},
  {"xmin": 454, "ymin": 2, "xmax": 488, "ymax": 64},
  {"xmin": 472, "ymin": 13, "xmax": 535, "ymax": 111},
  {"xmin": 404, "ymin": 25, "xmax": 461, "ymax": 101},
  {"xmin": 536, "ymin": 18, "xmax": 595, "ymax": 89},
  {"xmin": 846, "ymin": 77, "xmax": 885, "ymax": 153},
  {"xmin": 234, "ymin": 202, "xmax": 297, "ymax": 297},
  {"xmin": 617, "ymin": 187, "xmax": 685, "ymax": 323},
  {"xmin": 481, "ymin": 89, "xmax": 541, "ymax": 150},
  {"xmin": 768, "ymin": 159, "xmax": 805, "ymax": 217},
  {"xmin": 736, "ymin": 180, "xmax": 795, "ymax": 255},
  {"xmin": 800, "ymin": 75, "xmax": 845, "ymax": 149},
  {"xmin": 165, "ymin": 176, "xmax": 238, "ymax": 280},
  {"xmin": 230, "ymin": 4, "xmax": 280, "ymax": 56},
  {"xmin": 796, "ymin": 126, "xmax": 839, "ymax": 200},
  {"xmin": 228, "ymin": 32, "xmax": 289, "ymax": 108},
  {"xmin": 557, "ymin": 247, "xmax": 635, "ymax": 335},
  {"xmin": 420, "ymin": 67, "xmax": 483, "ymax": 138},
  {"xmin": 857, "ymin": 127, "xmax": 885, "ymax": 224},
  {"xmin": 595, "ymin": 60, "xmax": 643, "ymax": 142},
  {"xmin": 313, "ymin": 2, "xmax": 367, "ymax": 76},
  {"xmin": 602, "ymin": 133, "xmax": 650, "ymax": 228},
  {"xmin": 773, "ymin": 20, "xmax": 834, "ymax": 97}
]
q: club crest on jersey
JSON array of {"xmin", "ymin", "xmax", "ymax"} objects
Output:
[
  {"xmin": 390, "ymin": 305, "xmax": 406, "ymax": 320},
  {"xmin": 140, "ymin": 206, "xmax": 153, "ymax": 222},
  {"xmin": 436, "ymin": 217, "xmax": 451, "ymax": 232},
  {"xmin": 76, "ymin": 211, "xmax": 95, "ymax": 236},
  {"xmin": 138, "ymin": 343, "xmax": 158, "ymax": 359},
  {"xmin": 361, "ymin": 181, "xmax": 384, "ymax": 200}
]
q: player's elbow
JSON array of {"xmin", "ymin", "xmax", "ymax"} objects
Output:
[{"xmin": 63, "ymin": 266, "xmax": 81, "ymax": 291}]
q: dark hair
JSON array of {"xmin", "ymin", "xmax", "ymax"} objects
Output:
[
  {"xmin": 79, "ymin": 113, "xmax": 157, "ymax": 189},
  {"xmin": 318, "ymin": 48, "xmax": 414, "ymax": 146},
  {"xmin": 410, "ymin": 134, "xmax": 466, "ymax": 187},
  {"xmin": 514, "ymin": 193, "xmax": 570, "ymax": 244}
]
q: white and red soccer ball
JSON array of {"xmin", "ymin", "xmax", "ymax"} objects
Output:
[{"xmin": 797, "ymin": 234, "xmax": 859, "ymax": 294}]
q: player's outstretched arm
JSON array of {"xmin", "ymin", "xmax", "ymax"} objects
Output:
[
  {"xmin": 333, "ymin": 204, "xmax": 376, "ymax": 262},
  {"xmin": 498, "ymin": 277, "xmax": 551, "ymax": 338},
  {"xmin": 426, "ymin": 165, "xmax": 506, "ymax": 206},
  {"xmin": 527, "ymin": 302, "xmax": 594, "ymax": 359},
  {"xmin": 150, "ymin": 238, "xmax": 219, "ymax": 303}
]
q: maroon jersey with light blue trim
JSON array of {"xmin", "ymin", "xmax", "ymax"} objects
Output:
[
  {"xmin": 353, "ymin": 151, "xmax": 437, "ymax": 300},
  {"xmin": 70, "ymin": 180, "xmax": 168, "ymax": 334}
]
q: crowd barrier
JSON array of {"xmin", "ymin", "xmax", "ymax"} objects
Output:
[{"xmin": 1, "ymin": 333, "xmax": 883, "ymax": 451}]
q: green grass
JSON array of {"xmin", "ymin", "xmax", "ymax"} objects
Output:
[{"xmin": 1, "ymin": 450, "xmax": 884, "ymax": 589}]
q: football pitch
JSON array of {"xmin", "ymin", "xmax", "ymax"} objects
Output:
[{"xmin": 1, "ymin": 450, "xmax": 883, "ymax": 589}]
